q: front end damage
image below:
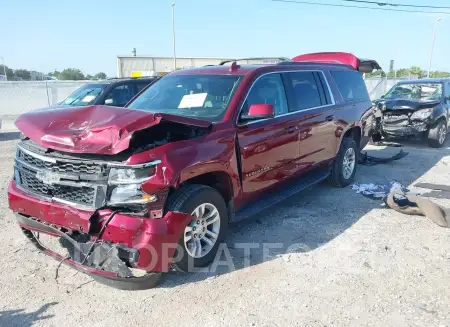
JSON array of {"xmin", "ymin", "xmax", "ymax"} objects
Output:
[
  {"xmin": 372, "ymin": 99, "xmax": 440, "ymax": 140},
  {"xmin": 8, "ymin": 106, "xmax": 212, "ymax": 289}
]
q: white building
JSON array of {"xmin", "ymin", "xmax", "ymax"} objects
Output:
[{"xmin": 116, "ymin": 56, "xmax": 287, "ymax": 78}]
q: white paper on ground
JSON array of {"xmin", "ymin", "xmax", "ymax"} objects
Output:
[{"xmin": 178, "ymin": 93, "xmax": 207, "ymax": 108}]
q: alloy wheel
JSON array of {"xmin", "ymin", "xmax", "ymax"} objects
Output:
[
  {"xmin": 184, "ymin": 203, "xmax": 221, "ymax": 258},
  {"xmin": 438, "ymin": 124, "xmax": 446, "ymax": 145},
  {"xmin": 342, "ymin": 148, "xmax": 356, "ymax": 179}
]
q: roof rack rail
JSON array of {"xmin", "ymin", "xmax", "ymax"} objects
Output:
[{"xmin": 219, "ymin": 57, "xmax": 291, "ymax": 65}]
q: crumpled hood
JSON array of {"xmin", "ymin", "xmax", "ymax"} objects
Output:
[
  {"xmin": 375, "ymin": 99, "xmax": 441, "ymax": 112},
  {"xmin": 15, "ymin": 105, "xmax": 211, "ymax": 155}
]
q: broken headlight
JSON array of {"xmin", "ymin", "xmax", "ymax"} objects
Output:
[
  {"xmin": 108, "ymin": 167, "xmax": 155, "ymax": 185},
  {"xmin": 411, "ymin": 108, "xmax": 433, "ymax": 120},
  {"xmin": 107, "ymin": 166, "xmax": 157, "ymax": 206},
  {"xmin": 108, "ymin": 184, "xmax": 157, "ymax": 205}
]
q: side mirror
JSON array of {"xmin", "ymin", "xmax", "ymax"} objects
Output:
[
  {"xmin": 104, "ymin": 98, "xmax": 114, "ymax": 105},
  {"xmin": 380, "ymin": 95, "xmax": 385, "ymax": 99},
  {"xmin": 241, "ymin": 104, "xmax": 275, "ymax": 121}
]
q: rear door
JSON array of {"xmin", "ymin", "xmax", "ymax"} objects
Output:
[
  {"xmin": 281, "ymin": 70, "xmax": 337, "ymax": 173},
  {"xmin": 236, "ymin": 73, "xmax": 300, "ymax": 203}
]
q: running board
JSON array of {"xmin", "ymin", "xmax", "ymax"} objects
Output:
[{"xmin": 232, "ymin": 170, "xmax": 330, "ymax": 222}]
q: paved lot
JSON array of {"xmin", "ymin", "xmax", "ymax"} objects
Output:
[{"xmin": 0, "ymin": 132, "xmax": 449, "ymax": 327}]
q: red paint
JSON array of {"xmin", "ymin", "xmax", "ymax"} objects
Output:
[
  {"xmin": 15, "ymin": 105, "xmax": 211, "ymax": 155},
  {"xmin": 248, "ymin": 104, "xmax": 274, "ymax": 116},
  {"xmin": 292, "ymin": 52, "xmax": 381, "ymax": 73},
  {"xmin": 9, "ymin": 52, "xmax": 377, "ymax": 278},
  {"xmin": 9, "ymin": 181, "xmax": 191, "ymax": 272}
]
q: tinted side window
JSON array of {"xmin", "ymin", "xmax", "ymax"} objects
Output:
[
  {"xmin": 331, "ymin": 70, "xmax": 369, "ymax": 102},
  {"xmin": 104, "ymin": 84, "xmax": 134, "ymax": 106},
  {"xmin": 283, "ymin": 72, "xmax": 322, "ymax": 112},
  {"xmin": 136, "ymin": 82, "xmax": 150, "ymax": 93},
  {"xmin": 241, "ymin": 74, "xmax": 288, "ymax": 117}
]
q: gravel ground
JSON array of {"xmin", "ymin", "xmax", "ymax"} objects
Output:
[{"xmin": 0, "ymin": 131, "xmax": 449, "ymax": 327}]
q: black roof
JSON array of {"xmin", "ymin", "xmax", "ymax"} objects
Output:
[{"xmin": 88, "ymin": 76, "xmax": 159, "ymax": 85}]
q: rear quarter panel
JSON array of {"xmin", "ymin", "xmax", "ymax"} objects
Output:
[{"xmin": 323, "ymin": 69, "xmax": 373, "ymax": 153}]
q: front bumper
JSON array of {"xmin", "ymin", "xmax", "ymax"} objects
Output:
[
  {"xmin": 381, "ymin": 117, "xmax": 429, "ymax": 137},
  {"xmin": 8, "ymin": 181, "xmax": 192, "ymax": 288},
  {"xmin": 382, "ymin": 124, "xmax": 427, "ymax": 137}
]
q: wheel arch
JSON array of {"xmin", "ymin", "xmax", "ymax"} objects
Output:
[
  {"xmin": 175, "ymin": 171, "xmax": 235, "ymax": 210},
  {"xmin": 337, "ymin": 125, "xmax": 362, "ymax": 154}
]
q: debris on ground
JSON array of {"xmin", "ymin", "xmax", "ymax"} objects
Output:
[
  {"xmin": 352, "ymin": 182, "xmax": 449, "ymax": 228},
  {"xmin": 384, "ymin": 192, "xmax": 449, "ymax": 228},
  {"xmin": 351, "ymin": 182, "xmax": 409, "ymax": 200},
  {"xmin": 359, "ymin": 149, "xmax": 409, "ymax": 166}
]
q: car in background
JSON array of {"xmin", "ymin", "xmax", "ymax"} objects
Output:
[
  {"xmin": 371, "ymin": 78, "xmax": 450, "ymax": 147},
  {"xmin": 57, "ymin": 76, "xmax": 159, "ymax": 108}
]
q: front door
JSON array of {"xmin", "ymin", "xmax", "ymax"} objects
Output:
[{"xmin": 236, "ymin": 73, "xmax": 300, "ymax": 204}]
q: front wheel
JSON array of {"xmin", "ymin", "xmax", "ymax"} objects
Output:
[
  {"xmin": 167, "ymin": 184, "xmax": 229, "ymax": 272},
  {"xmin": 328, "ymin": 138, "xmax": 358, "ymax": 187},
  {"xmin": 427, "ymin": 120, "xmax": 447, "ymax": 148}
]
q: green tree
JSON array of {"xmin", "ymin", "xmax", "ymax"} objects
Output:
[
  {"xmin": 409, "ymin": 66, "xmax": 425, "ymax": 78},
  {"xmin": 14, "ymin": 69, "xmax": 31, "ymax": 80},
  {"xmin": 48, "ymin": 71, "xmax": 61, "ymax": 79},
  {"xmin": 85, "ymin": 74, "xmax": 94, "ymax": 80},
  {"xmin": 0, "ymin": 65, "xmax": 14, "ymax": 79},
  {"xmin": 94, "ymin": 72, "xmax": 107, "ymax": 80},
  {"xmin": 366, "ymin": 70, "xmax": 386, "ymax": 78},
  {"xmin": 395, "ymin": 68, "xmax": 410, "ymax": 78},
  {"xmin": 430, "ymin": 71, "xmax": 450, "ymax": 78},
  {"xmin": 59, "ymin": 68, "xmax": 85, "ymax": 80}
]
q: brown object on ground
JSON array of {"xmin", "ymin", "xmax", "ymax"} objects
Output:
[{"xmin": 385, "ymin": 193, "xmax": 449, "ymax": 228}]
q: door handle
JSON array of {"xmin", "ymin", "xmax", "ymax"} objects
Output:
[
  {"xmin": 285, "ymin": 126, "xmax": 298, "ymax": 133},
  {"xmin": 325, "ymin": 115, "xmax": 334, "ymax": 122}
]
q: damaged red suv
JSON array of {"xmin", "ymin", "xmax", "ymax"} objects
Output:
[{"xmin": 9, "ymin": 52, "xmax": 380, "ymax": 289}]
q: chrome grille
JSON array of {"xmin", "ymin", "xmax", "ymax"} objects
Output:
[
  {"xmin": 18, "ymin": 168, "xmax": 96, "ymax": 207},
  {"xmin": 17, "ymin": 149, "xmax": 102, "ymax": 175},
  {"xmin": 14, "ymin": 144, "xmax": 107, "ymax": 209}
]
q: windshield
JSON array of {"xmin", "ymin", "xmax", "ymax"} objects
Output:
[
  {"xmin": 127, "ymin": 75, "xmax": 241, "ymax": 122},
  {"xmin": 384, "ymin": 83, "xmax": 442, "ymax": 101},
  {"xmin": 61, "ymin": 84, "xmax": 106, "ymax": 106}
]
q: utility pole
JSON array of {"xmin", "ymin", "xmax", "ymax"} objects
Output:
[
  {"xmin": 0, "ymin": 56, "xmax": 7, "ymax": 81},
  {"xmin": 172, "ymin": 1, "xmax": 177, "ymax": 71},
  {"xmin": 427, "ymin": 17, "xmax": 441, "ymax": 78}
]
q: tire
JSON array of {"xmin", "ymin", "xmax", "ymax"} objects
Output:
[
  {"xmin": 90, "ymin": 272, "xmax": 162, "ymax": 291},
  {"xmin": 328, "ymin": 137, "xmax": 358, "ymax": 187},
  {"xmin": 166, "ymin": 184, "xmax": 229, "ymax": 272},
  {"xmin": 427, "ymin": 119, "xmax": 447, "ymax": 148}
]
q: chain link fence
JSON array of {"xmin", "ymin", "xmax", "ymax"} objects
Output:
[{"xmin": 0, "ymin": 81, "xmax": 86, "ymax": 117}]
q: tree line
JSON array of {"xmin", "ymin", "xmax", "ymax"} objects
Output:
[
  {"xmin": 366, "ymin": 66, "xmax": 450, "ymax": 79},
  {"xmin": 0, "ymin": 65, "xmax": 107, "ymax": 81}
]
